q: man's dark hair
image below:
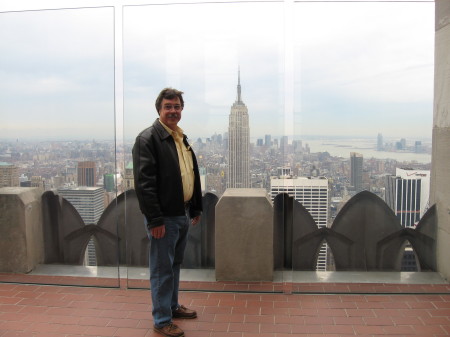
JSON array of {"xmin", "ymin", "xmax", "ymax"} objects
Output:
[{"xmin": 155, "ymin": 88, "xmax": 184, "ymax": 114}]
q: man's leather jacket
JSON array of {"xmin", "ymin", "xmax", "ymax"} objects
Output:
[{"xmin": 132, "ymin": 119, "xmax": 202, "ymax": 229}]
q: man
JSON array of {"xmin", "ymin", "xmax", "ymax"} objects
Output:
[{"xmin": 132, "ymin": 88, "xmax": 202, "ymax": 337}]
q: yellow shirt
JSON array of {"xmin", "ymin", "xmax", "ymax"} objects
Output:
[{"xmin": 159, "ymin": 120, "xmax": 194, "ymax": 202}]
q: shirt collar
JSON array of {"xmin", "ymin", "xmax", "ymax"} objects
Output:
[{"xmin": 159, "ymin": 119, "xmax": 184, "ymax": 139}]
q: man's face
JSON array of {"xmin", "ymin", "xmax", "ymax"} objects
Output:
[{"xmin": 158, "ymin": 97, "xmax": 183, "ymax": 130}]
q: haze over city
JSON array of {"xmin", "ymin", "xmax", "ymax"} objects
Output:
[{"xmin": 1, "ymin": 0, "xmax": 434, "ymax": 141}]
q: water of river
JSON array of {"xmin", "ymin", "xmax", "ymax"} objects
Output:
[{"xmin": 303, "ymin": 138, "xmax": 431, "ymax": 164}]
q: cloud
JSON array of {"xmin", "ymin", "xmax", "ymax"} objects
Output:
[
  {"xmin": 0, "ymin": 7, "xmax": 115, "ymax": 140},
  {"xmin": 295, "ymin": 5, "xmax": 433, "ymax": 82},
  {"xmin": 0, "ymin": 0, "xmax": 434, "ymax": 141},
  {"xmin": 291, "ymin": 1, "xmax": 434, "ymax": 138}
]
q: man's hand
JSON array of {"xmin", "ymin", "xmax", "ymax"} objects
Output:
[
  {"xmin": 151, "ymin": 225, "xmax": 166, "ymax": 239},
  {"xmin": 191, "ymin": 216, "xmax": 201, "ymax": 226},
  {"xmin": 151, "ymin": 216, "xmax": 200, "ymax": 238}
]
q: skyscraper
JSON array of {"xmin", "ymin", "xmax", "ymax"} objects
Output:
[
  {"xmin": 104, "ymin": 174, "xmax": 115, "ymax": 192},
  {"xmin": 0, "ymin": 162, "xmax": 19, "ymax": 187},
  {"xmin": 57, "ymin": 186, "xmax": 105, "ymax": 225},
  {"xmin": 264, "ymin": 134, "xmax": 271, "ymax": 147},
  {"xmin": 385, "ymin": 168, "xmax": 430, "ymax": 228},
  {"xmin": 77, "ymin": 161, "xmax": 96, "ymax": 187},
  {"xmin": 350, "ymin": 152, "xmax": 363, "ymax": 193},
  {"xmin": 270, "ymin": 176, "xmax": 330, "ymax": 271},
  {"xmin": 227, "ymin": 70, "xmax": 250, "ymax": 188},
  {"xmin": 385, "ymin": 168, "xmax": 430, "ymax": 271},
  {"xmin": 377, "ymin": 133, "xmax": 384, "ymax": 151},
  {"xmin": 57, "ymin": 186, "xmax": 105, "ymax": 266}
]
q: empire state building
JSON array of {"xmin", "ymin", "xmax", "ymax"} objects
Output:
[{"xmin": 227, "ymin": 70, "xmax": 250, "ymax": 188}]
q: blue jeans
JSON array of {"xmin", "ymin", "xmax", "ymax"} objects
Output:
[{"xmin": 145, "ymin": 211, "xmax": 190, "ymax": 328}]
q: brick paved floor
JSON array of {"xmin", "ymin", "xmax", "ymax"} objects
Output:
[{"xmin": 1, "ymin": 281, "xmax": 450, "ymax": 337}]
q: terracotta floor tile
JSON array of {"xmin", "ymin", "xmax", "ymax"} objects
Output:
[
  {"xmin": 214, "ymin": 313, "xmax": 246, "ymax": 323},
  {"xmin": 54, "ymin": 323, "xmax": 88, "ymax": 334},
  {"xmin": 390, "ymin": 316, "xmax": 422, "ymax": 326},
  {"xmin": 420, "ymin": 316, "xmax": 450, "ymax": 325},
  {"xmin": 260, "ymin": 322, "xmax": 292, "ymax": 333},
  {"xmin": 1, "ymin": 321, "xmax": 33, "ymax": 331},
  {"xmin": 413, "ymin": 325, "xmax": 448, "ymax": 335},
  {"xmin": 363, "ymin": 316, "xmax": 394, "ymax": 326},
  {"xmin": 242, "ymin": 333, "xmax": 275, "ymax": 337},
  {"xmin": 432, "ymin": 308, "xmax": 450, "ymax": 316},
  {"xmin": 443, "ymin": 325, "xmax": 450, "ymax": 334},
  {"xmin": 291, "ymin": 323, "xmax": 323, "ymax": 334},
  {"xmin": 333, "ymin": 316, "xmax": 365, "ymax": 325},
  {"xmin": 247, "ymin": 300, "xmax": 274, "ymax": 309},
  {"xmin": 324, "ymin": 301, "xmax": 356, "ymax": 310},
  {"xmin": 112, "ymin": 327, "xmax": 148, "ymax": 337},
  {"xmin": 85, "ymin": 325, "xmax": 119, "ymax": 335},
  {"xmin": 356, "ymin": 301, "xmax": 385, "ymax": 309},
  {"xmin": 304, "ymin": 315, "xmax": 334, "ymax": 325},
  {"xmin": 233, "ymin": 306, "xmax": 259, "ymax": 315},
  {"xmin": 274, "ymin": 314, "xmax": 304, "ymax": 325},
  {"xmin": 108, "ymin": 317, "xmax": 141, "ymax": 328},
  {"xmin": 346, "ymin": 308, "xmax": 376, "ymax": 317},
  {"xmin": 322, "ymin": 324, "xmax": 355, "ymax": 334},
  {"xmin": 383, "ymin": 325, "xmax": 416, "ymax": 335},
  {"xmin": 22, "ymin": 313, "xmax": 51, "ymax": 323},
  {"xmin": 78, "ymin": 315, "xmax": 111, "ymax": 326},
  {"xmin": 210, "ymin": 332, "xmax": 242, "ymax": 337},
  {"xmin": 219, "ymin": 299, "xmax": 247, "ymax": 308},
  {"xmin": 228, "ymin": 322, "xmax": 259, "ymax": 333},
  {"xmin": 244, "ymin": 314, "xmax": 274, "ymax": 324},
  {"xmin": 353, "ymin": 324, "xmax": 386, "ymax": 335},
  {"xmin": 372, "ymin": 308, "xmax": 404, "ymax": 317},
  {"xmin": 197, "ymin": 321, "xmax": 229, "ymax": 332}
]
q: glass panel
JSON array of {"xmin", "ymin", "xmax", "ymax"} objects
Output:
[
  {"xmin": 291, "ymin": 1, "xmax": 434, "ymax": 290},
  {"xmin": 1, "ymin": 0, "xmax": 441, "ymax": 295},
  {"xmin": 123, "ymin": 1, "xmax": 286, "ymax": 291},
  {"xmin": 0, "ymin": 7, "xmax": 119, "ymax": 287}
]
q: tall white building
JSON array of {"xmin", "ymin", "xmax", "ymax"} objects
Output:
[
  {"xmin": 385, "ymin": 168, "xmax": 430, "ymax": 228},
  {"xmin": 227, "ymin": 70, "xmax": 250, "ymax": 188},
  {"xmin": 57, "ymin": 187, "xmax": 105, "ymax": 225},
  {"xmin": 57, "ymin": 186, "xmax": 105, "ymax": 266},
  {"xmin": 385, "ymin": 168, "xmax": 430, "ymax": 271},
  {"xmin": 270, "ymin": 176, "xmax": 329, "ymax": 270}
]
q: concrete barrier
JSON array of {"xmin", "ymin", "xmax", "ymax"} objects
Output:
[
  {"xmin": 215, "ymin": 188, "xmax": 273, "ymax": 281},
  {"xmin": 0, "ymin": 187, "xmax": 44, "ymax": 273}
]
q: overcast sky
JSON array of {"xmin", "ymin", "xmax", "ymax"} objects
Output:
[{"xmin": 0, "ymin": 0, "xmax": 435, "ymax": 142}]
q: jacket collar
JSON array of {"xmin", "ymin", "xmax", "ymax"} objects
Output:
[
  {"xmin": 153, "ymin": 118, "xmax": 188, "ymax": 142},
  {"xmin": 152, "ymin": 118, "xmax": 171, "ymax": 140}
]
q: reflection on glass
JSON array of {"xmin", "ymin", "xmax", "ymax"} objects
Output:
[
  {"xmin": 291, "ymin": 1, "xmax": 434, "ymax": 284},
  {"xmin": 0, "ymin": 0, "xmax": 439, "ymax": 293},
  {"xmin": 0, "ymin": 7, "xmax": 117, "ymax": 287},
  {"xmin": 123, "ymin": 1, "xmax": 285, "ymax": 290}
]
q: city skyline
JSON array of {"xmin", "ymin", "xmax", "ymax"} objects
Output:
[{"xmin": 1, "ymin": 1, "xmax": 434, "ymax": 141}]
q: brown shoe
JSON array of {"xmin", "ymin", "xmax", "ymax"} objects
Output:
[
  {"xmin": 172, "ymin": 305, "xmax": 197, "ymax": 319},
  {"xmin": 153, "ymin": 323, "xmax": 184, "ymax": 337}
]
